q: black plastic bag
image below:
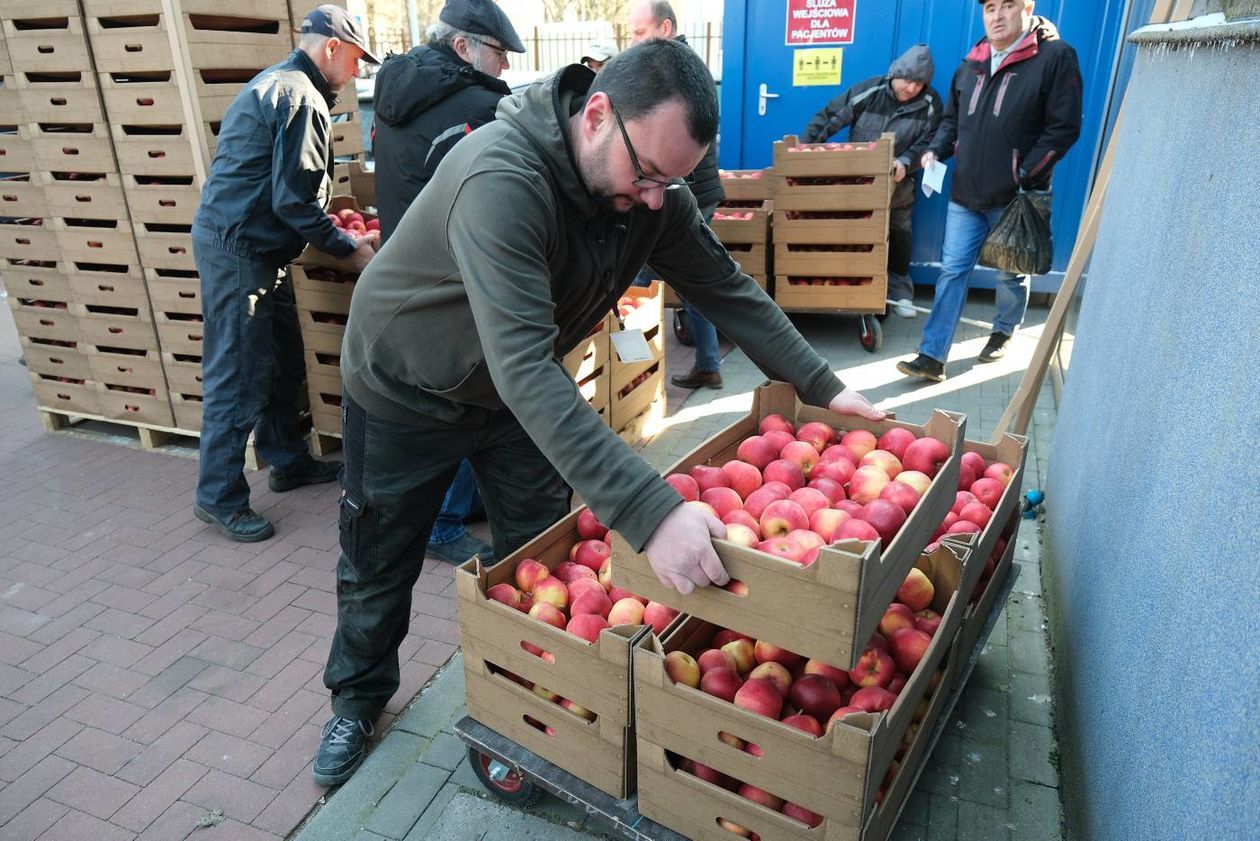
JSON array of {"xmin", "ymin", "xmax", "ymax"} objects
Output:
[{"xmin": 979, "ymin": 189, "xmax": 1054, "ymax": 276}]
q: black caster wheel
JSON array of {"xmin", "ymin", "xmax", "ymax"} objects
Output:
[
  {"xmin": 468, "ymin": 747, "xmax": 541, "ymax": 806},
  {"xmin": 673, "ymin": 308, "xmax": 694, "ymax": 346},
  {"xmin": 859, "ymin": 314, "xmax": 883, "ymax": 352}
]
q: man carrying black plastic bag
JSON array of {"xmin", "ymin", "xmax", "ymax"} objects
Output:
[{"xmin": 897, "ymin": 0, "xmax": 1081, "ymax": 383}]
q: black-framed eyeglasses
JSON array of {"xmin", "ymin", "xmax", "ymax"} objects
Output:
[
  {"xmin": 464, "ymin": 35, "xmax": 507, "ymax": 61},
  {"xmin": 607, "ymin": 99, "xmax": 692, "ymax": 191}
]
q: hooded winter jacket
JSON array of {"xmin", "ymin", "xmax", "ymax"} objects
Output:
[
  {"xmin": 928, "ymin": 24, "xmax": 1082, "ymax": 212},
  {"xmin": 341, "ymin": 66, "xmax": 844, "ymax": 550},
  {"xmin": 371, "ymin": 43, "xmax": 511, "ymax": 241},
  {"xmin": 192, "ymin": 50, "xmax": 356, "ymax": 266},
  {"xmin": 802, "ymin": 45, "xmax": 942, "ymax": 208}
]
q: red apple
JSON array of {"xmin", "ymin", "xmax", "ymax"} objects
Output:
[
  {"xmin": 513, "ymin": 559, "xmax": 549, "ymax": 593},
  {"xmin": 566, "ymin": 613, "xmax": 608, "ymax": 643},
  {"xmin": 807, "ymin": 476, "xmax": 847, "ymax": 504},
  {"xmin": 820, "ymin": 444, "xmax": 859, "ymax": 467},
  {"xmin": 914, "ymin": 609, "xmax": 942, "ymax": 636},
  {"xmin": 780, "ymin": 440, "xmax": 820, "ymax": 478},
  {"xmin": 952, "ymin": 490, "xmax": 978, "ymax": 514},
  {"xmin": 932, "ymin": 511, "xmax": 959, "ymax": 541},
  {"xmin": 598, "ymin": 557, "xmax": 613, "ymax": 591},
  {"xmin": 958, "ymin": 501, "xmax": 993, "ymax": 529},
  {"xmin": 748, "ymin": 661, "xmax": 792, "ymax": 697},
  {"xmin": 700, "ymin": 666, "xmax": 741, "ymax": 702},
  {"xmin": 722, "ymin": 508, "xmax": 761, "ymax": 534},
  {"xmin": 697, "ymin": 648, "xmax": 737, "ymax": 675},
  {"xmin": 690, "ymin": 761, "xmax": 737, "ymax": 792},
  {"xmin": 850, "ymin": 685, "xmax": 897, "ymax": 712},
  {"xmin": 879, "ymin": 480, "xmax": 922, "ymax": 514},
  {"xmin": 789, "ymin": 673, "xmax": 842, "ymax": 720},
  {"xmin": 796, "ymin": 421, "xmax": 836, "ymax": 453},
  {"xmin": 887, "ymin": 674, "xmax": 908, "ymax": 695},
  {"xmin": 809, "ymin": 507, "xmax": 851, "ymax": 542},
  {"xmin": 723, "ymin": 523, "xmax": 759, "ymax": 548},
  {"xmin": 753, "ymin": 639, "xmax": 801, "ymax": 668},
  {"xmin": 664, "ymin": 651, "xmax": 701, "ymax": 687},
  {"xmin": 860, "ymin": 499, "xmax": 908, "ymax": 545},
  {"xmin": 970, "ymin": 477, "xmax": 1005, "ymax": 509},
  {"xmin": 759, "ymin": 413, "xmax": 795, "ymax": 436},
  {"xmin": 553, "ymin": 561, "xmax": 596, "ymax": 584},
  {"xmin": 737, "ymin": 782, "xmax": 785, "ymax": 811},
  {"xmin": 734, "ymin": 677, "xmax": 784, "ymax": 718},
  {"xmin": 721, "ymin": 638, "xmax": 756, "ymax": 674},
  {"xmin": 782, "ymin": 801, "xmax": 823, "ymax": 828},
  {"xmin": 701, "ymin": 486, "xmax": 744, "ymax": 520},
  {"xmin": 960, "ymin": 450, "xmax": 987, "ymax": 479},
  {"xmin": 572, "ymin": 539, "xmax": 611, "ymax": 572},
  {"xmin": 762, "ymin": 458, "xmax": 806, "ymax": 491},
  {"xmin": 735, "ymin": 436, "xmax": 779, "ymax": 471},
  {"xmin": 785, "ymin": 529, "xmax": 825, "ymax": 553},
  {"xmin": 531, "ymin": 577, "xmax": 569, "ymax": 610},
  {"xmin": 576, "ymin": 508, "xmax": 606, "ymax": 540},
  {"xmin": 743, "ymin": 485, "xmax": 788, "ymax": 520},
  {"xmin": 897, "ymin": 568, "xmax": 934, "ymax": 611},
  {"xmin": 946, "ymin": 519, "xmax": 982, "ymax": 536},
  {"xmin": 712, "ymin": 629, "xmax": 753, "ymax": 648},
  {"xmin": 559, "ymin": 697, "xmax": 595, "ymax": 722},
  {"xmin": 957, "ymin": 462, "xmax": 978, "ymax": 492},
  {"xmin": 607, "ymin": 597, "xmax": 645, "ymax": 626},
  {"xmin": 720, "ymin": 459, "xmax": 763, "ymax": 499},
  {"xmin": 486, "ymin": 583, "xmax": 521, "ymax": 609},
  {"xmin": 840, "ymin": 429, "xmax": 877, "ymax": 459},
  {"xmin": 803, "ymin": 659, "xmax": 850, "ymax": 691},
  {"xmin": 665, "ymin": 473, "xmax": 700, "ymax": 501},
  {"xmin": 780, "ymin": 713, "xmax": 823, "ymax": 738},
  {"xmin": 849, "ymin": 647, "xmax": 896, "ymax": 687},
  {"xmin": 757, "ymin": 536, "xmax": 806, "ymax": 563},
  {"xmin": 984, "ymin": 462, "xmax": 1015, "ymax": 486},
  {"xmin": 759, "ymin": 499, "xmax": 809, "ymax": 537},
  {"xmin": 835, "ymin": 518, "xmax": 881, "ymax": 543},
  {"xmin": 897, "ymin": 470, "xmax": 932, "ymax": 497},
  {"xmin": 571, "ymin": 589, "xmax": 612, "ymax": 618},
  {"xmin": 861, "ymin": 449, "xmax": 904, "ymax": 480},
  {"xmin": 878, "ymin": 603, "xmax": 916, "ymax": 638},
  {"xmin": 762, "ymin": 429, "xmax": 795, "ymax": 453},
  {"xmin": 890, "ymin": 627, "xmax": 932, "ymax": 673},
  {"xmin": 877, "ymin": 427, "xmax": 917, "ymax": 460},
  {"xmin": 866, "ymin": 632, "xmax": 889, "ymax": 653},
  {"xmin": 848, "ymin": 465, "xmax": 891, "ymax": 504},
  {"xmin": 788, "ymin": 487, "xmax": 830, "ymax": 518},
  {"xmin": 643, "ymin": 601, "xmax": 679, "ymax": 635},
  {"xmin": 568, "ymin": 577, "xmax": 606, "ymax": 604},
  {"xmin": 902, "ymin": 437, "xmax": 951, "ymax": 478},
  {"xmin": 527, "ymin": 601, "xmax": 566, "ymax": 629}
]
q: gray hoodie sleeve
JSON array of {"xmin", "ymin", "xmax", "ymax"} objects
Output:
[{"xmin": 445, "ymin": 170, "xmax": 682, "ymax": 551}]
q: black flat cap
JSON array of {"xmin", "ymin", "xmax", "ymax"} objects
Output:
[{"xmin": 439, "ymin": 0, "xmax": 526, "ymax": 54}]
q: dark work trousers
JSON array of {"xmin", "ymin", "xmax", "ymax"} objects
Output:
[
  {"xmin": 194, "ymin": 238, "xmax": 310, "ymax": 516},
  {"xmin": 324, "ymin": 393, "xmax": 572, "ymax": 720},
  {"xmin": 887, "ymin": 204, "xmax": 915, "ymax": 302}
]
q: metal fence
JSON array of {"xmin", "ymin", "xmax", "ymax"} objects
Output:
[{"xmin": 367, "ymin": 22, "xmax": 723, "ymax": 79}]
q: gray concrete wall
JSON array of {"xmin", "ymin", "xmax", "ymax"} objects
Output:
[{"xmin": 1045, "ymin": 22, "xmax": 1260, "ymax": 841}]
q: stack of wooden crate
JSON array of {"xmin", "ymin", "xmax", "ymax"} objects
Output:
[
  {"xmin": 771, "ymin": 133, "xmax": 894, "ymax": 314},
  {"xmin": 713, "ymin": 168, "xmax": 772, "ymax": 290},
  {"xmin": 608, "ymin": 281, "xmax": 665, "ymax": 445}
]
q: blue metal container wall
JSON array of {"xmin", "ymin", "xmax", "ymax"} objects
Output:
[{"xmin": 719, "ymin": 0, "xmax": 1152, "ymax": 291}]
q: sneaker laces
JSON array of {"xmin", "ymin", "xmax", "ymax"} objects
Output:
[{"xmin": 322, "ymin": 716, "xmax": 372, "ymax": 745}]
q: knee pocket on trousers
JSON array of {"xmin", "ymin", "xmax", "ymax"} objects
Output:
[{"xmin": 339, "ymin": 491, "xmax": 381, "ymax": 579}]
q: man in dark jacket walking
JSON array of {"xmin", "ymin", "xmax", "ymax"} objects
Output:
[
  {"xmin": 628, "ymin": 0, "xmax": 728, "ymax": 390},
  {"xmin": 312, "ymin": 40, "xmax": 885, "ymax": 786},
  {"xmin": 372, "ymin": 0, "xmax": 525, "ymax": 241},
  {"xmin": 804, "ymin": 44, "xmax": 942, "ymax": 319},
  {"xmin": 370, "ymin": 0, "xmax": 525, "ymax": 569},
  {"xmin": 191, "ymin": 6, "xmax": 379, "ymax": 542},
  {"xmin": 898, "ymin": 0, "xmax": 1081, "ymax": 383}
]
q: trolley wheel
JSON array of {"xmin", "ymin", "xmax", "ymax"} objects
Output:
[
  {"xmin": 673, "ymin": 308, "xmax": 694, "ymax": 346},
  {"xmin": 859, "ymin": 314, "xmax": 883, "ymax": 352},
  {"xmin": 468, "ymin": 746, "xmax": 541, "ymax": 806}
]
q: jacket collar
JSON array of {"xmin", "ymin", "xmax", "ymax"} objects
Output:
[
  {"xmin": 966, "ymin": 29, "xmax": 1039, "ymax": 75},
  {"xmin": 291, "ymin": 49, "xmax": 337, "ymax": 107}
]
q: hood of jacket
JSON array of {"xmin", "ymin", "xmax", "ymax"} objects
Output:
[
  {"xmin": 373, "ymin": 43, "xmax": 510, "ymax": 127},
  {"xmin": 495, "ymin": 63, "xmax": 607, "ymax": 220},
  {"xmin": 888, "ymin": 44, "xmax": 934, "ymax": 84}
]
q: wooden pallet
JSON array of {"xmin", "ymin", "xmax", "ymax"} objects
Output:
[{"xmin": 38, "ymin": 407, "xmax": 266, "ymax": 469}]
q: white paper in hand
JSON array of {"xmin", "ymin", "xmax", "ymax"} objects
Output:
[
  {"xmin": 922, "ymin": 159, "xmax": 947, "ymax": 198},
  {"xmin": 611, "ymin": 329, "xmax": 654, "ymax": 363}
]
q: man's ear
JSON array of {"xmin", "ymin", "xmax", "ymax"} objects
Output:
[
  {"xmin": 582, "ymin": 92, "xmax": 611, "ymax": 141},
  {"xmin": 325, "ymin": 36, "xmax": 343, "ymax": 59}
]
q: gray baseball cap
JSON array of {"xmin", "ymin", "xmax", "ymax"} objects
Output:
[{"xmin": 301, "ymin": 5, "xmax": 381, "ymax": 64}]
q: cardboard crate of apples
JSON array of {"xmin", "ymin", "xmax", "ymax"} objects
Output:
[
  {"xmin": 634, "ymin": 539, "xmax": 970, "ymax": 841},
  {"xmin": 954, "ymin": 508, "xmax": 1020, "ymax": 670},
  {"xmin": 718, "ymin": 168, "xmax": 773, "ymax": 201},
  {"xmin": 455, "ymin": 507, "xmax": 681, "ymax": 799},
  {"xmin": 294, "ymin": 197, "xmax": 379, "ymax": 273},
  {"xmin": 610, "ymin": 381, "xmax": 965, "ymax": 669}
]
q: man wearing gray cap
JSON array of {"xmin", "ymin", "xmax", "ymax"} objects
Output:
[
  {"xmin": 803, "ymin": 45, "xmax": 943, "ymax": 319},
  {"xmin": 581, "ymin": 39, "xmax": 618, "ymax": 73},
  {"xmin": 190, "ymin": 5, "xmax": 379, "ymax": 543}
]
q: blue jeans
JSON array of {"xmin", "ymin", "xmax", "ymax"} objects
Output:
[
  {"xmin": 194, "ymin": 238, "xmax": 310, "ymax": 516},
  {"xmin": 918, "ymin": 201, "xmax": 1030, "ymax": 362},
  {"xmin": 429, "ymin": 459, "xmax": 484, "ymax": 544}
]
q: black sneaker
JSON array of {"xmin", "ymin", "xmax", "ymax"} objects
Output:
[
  {"xmin": 427, "ymin": 533, "xmax": 495, "ymax": 566},
  {"xmin": 671, "ymin": 367, "xmax": 723, "ymax": 389},
  {"xmin": 269, "ymin": 457, "xmax": 341, "ymax": 492},
  {"xmin": 312, "ymin": 715, "xmax": 373, "ymax": 786},
  {"xmin": 896, "ymin": 354, "xmax": 946, "ymax": 383},
  {"xmin": 978, "ymin": 332, "xmax": 1011, "ymax": 362},
  {"xmin": 193, "ymin": 505, "xmax": 275, "ymax": 542}
]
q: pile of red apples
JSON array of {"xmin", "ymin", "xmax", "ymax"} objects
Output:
[
  {"xmin": 325, "ymin": 207, "xmax": 379, "ymax": 239},
  {"xmin": 664, "ymin": 413, "xmax": 1014, "ymax": 568},
  {"xmin": 660, "ymin": 567, "xmax": 947, "ymax": 830},
  {"xmin": 485, "ymin": 509, "xmax": 679, "ymax": 646},
  {"xmin": 616, "ymin": 294, "xmax": 652, "ymax": 318},
  {"xmin": 784, "ymin": 142, "xmax": 879, "ymax": 152}
]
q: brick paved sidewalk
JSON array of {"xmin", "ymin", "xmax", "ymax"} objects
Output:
[{"xmin": 0, "ymin": 288, "xmax": 1063, "ymax": 841}]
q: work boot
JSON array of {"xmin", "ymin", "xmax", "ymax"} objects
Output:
[
  {"xmin": 269, "ymin": 457, "xmax": 341, "ymax": 492},
  {"xmin": 896, "ymin": 354, "xmax": 946, "ymax": 383},
  {"xmin": 193, "ymin": 506, "xmax": 275, "ymax": 542},
  {"xmin": 671, "ymin": 367, "xmax": 723, "ymax": 389},
  {"xmin": 312, "ymin": 715, "xmax": 373, "ymax": 786},
  {"xmin": 978, "ymin": 332, "xmax": 1011, "ymax": 362},
  {"xmin": 426, "ymin": 532, "xmax": 495, "ymax": 566}
]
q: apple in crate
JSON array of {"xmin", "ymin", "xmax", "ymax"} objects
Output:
[
  {"xmin": 851, "ymin": 685, "xmax": 897, "ymax": 713},
  {"xmin": 762, "ymin": 458, "xmax": 805, "ymax": 491},
  {"xmin": 985, "ymin": 462, "xmax": 1015, "ymax": 485},
  {"xmin": 514, "ymin": 559, "xmax": 549, "ymax": 593},
  {"xmin": 736, "ymin": 435, "xmax": 779, "ymax": 471},
  {"xmin": 528, "ymin": 602, "xmax": 566, "ymax": 630},
  {"xmin": 664, "ymin": 651, "xmax": 701, "ymax": 688},
  {"xmin": 532, "ymin": 577, "xmax": 569, "ymax": 610},
  {"xmin": 759, "ymin": 499, "xmax": 809, "ymax": 537},
  {"xmin": 698, "ymin": 648, "xmax": 736, "ymax": 675},
  {"xmin": 841, "ymin": 429, "xmax": 877, "ymax": 459},
  {"xmin": 849, "ymin": 647, "xmax": 896, "ymax": 688},
  {"xmin": 759, "ymin": 413, "xmax": 794, "ymax": 435},
  {"xmin": 700, "ymin": 666, "xmax": 742, "ymax": 702},
  {"xmin": 781, "ymin": 713, "xmax": 824, "ymax": 737},
  {"xmin": 571, "ymin": 588, "xmax": 612, "ymax": 618},
  {"xmin": 720, "ymin": 459, "xmax": 763, "ymax": 498},
  {"xmin": 780, "ymin": 440, "xmax": 820, "ymax": 477},
  {"xmin": 486, "ymin": 583, "xmax": 521, "ymax": 609},
  {"xmin": 738, "ymin": 782, "xmax": 785, "ymax": 811},
  {"xmin": 571, "ymin": 539, "xmax": 611, "ymax": 572},
  {"xmin": 643, "ymin": 601, "xmax": 678, "ymax": 635},
  {"xmin": 877, "ymin": 427, "xmax": 917, "ymax": 460},
  {"xmin": 553, "ymin": 561, "xmax": 595, "ymax": 584},
  {"xmin": 796, "ymin": 420, "xmax": 835, "ymax": 453},
  {"xmin": 701, "ymin": 486, "xmax": 743, "ymax": 519},
  {"xmin": 897, "ymin": 568, "xmax": 935, "ymax": 611},
  {"xmin": 721, "ymin": 638, "xmax": 756, "ymax": 674},
  {"xmin": 889, "ymin": 627, "xmax": 932, "ymax": 673},
  {"xmin": 902, "ymin": 437, "xmax": 951, "ymax": 477},
  {"xmin": 789, "ymin": 673, "xmax": 842, "ymax": 720},
  {"xmin": 607, "ymin": 597, "xmax": 645, "ymax": 626},
  {"xmin": 861, "ymin": 449, "xmax": 903, "ymax": 479},
  {"xmin": 803, "ymin": 659, "xmax": 850, "ymax": 691},
  {"xmin": 748, "ymin": 661, "xmax": 792, "ymax": 697},
  {"xmin": 783, "ymin": 801, "xmax": 824, "ymax": 828},
  {"xmin": 970, "ymin": 477, "xmax": 1005, "ymax": 508},
  {"xmin": 566, "ymin": 613, "xmax": 608, "ymax": 643},
  {"xmin": 664, "ymin": 473, "xmax": 699, "ymax": 501},
  {"xmin": 879, "ymin": 603, "xmax": 915, "ymax": 637},
  {"xmin": 734, "ymin": 677, "xmax": 783, "ymax": 718}
]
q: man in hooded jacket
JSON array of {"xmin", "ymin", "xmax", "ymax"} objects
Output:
[
  {"xmin": 369, "ymin": 0, "xmax": 527, "ymax": 568},
  {"xmin": 804, "ymin": 45, "xmax": 942, "ymax": 319}
]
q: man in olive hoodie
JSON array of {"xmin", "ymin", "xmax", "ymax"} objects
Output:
[{"xmin": 312, "ymin": 39, "xmax": 884, "ymax": 786}]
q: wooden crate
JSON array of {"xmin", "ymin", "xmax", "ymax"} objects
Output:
[
  {"xmin": 0, "ymin": 174, "xmax": 50, "ymax": 220},
  {"xmin": 0, "ymin": 219, "xmax": 59, "ymax": 262},
  {"xmin": 54, "ymin": 217, "xmax": 139, "ymax": 265},
  {"xmin": 8, "ymin": 297, "xmax": 82, "ymax": 343},
  {"xmin": 123, "ymin": 174, "xmax": 200, "ymax": 225},
  {"xmin": 773, "ymin": 276, "xmax": 888, "ymax": 315},
  {"xmin": 77, "ymin": 301, "xmax": 159, "ymax": 351},
  {"xmin": 725, "ymin": 242, "xmax": 768, "ymax": 277},
  {"xmin": 29, "ymin": 373, "xmax": 103, "ymax": 416},
  {"xmin": 26, "ymin": 122, "xmax": 119, "ymax": 173},
  {"xmin": 610, "ymin": 361, "xmax": 663, "ymax": 434},
  {"xmin": 154, "ymin": 310, "xmax": 204, "ymax": 356},
  {"xmin": 772, "ymin": 209, "xmax": 890, "ymax": 245},
  {"xmin": 610, "ymin": 381, "xmax": 965, "ymax": 669},
  {"xmin": 773, "ymin": 242, "xmax": 888, "ymax": 277},
  {"xmin": 0, "ymin": 128, "xmax": 37, "ymax": 172},
  {"xmin": 98, "ymin": 71, "xmax": 189, "ymax": 124},
  {"xmin": 95, "ymin": 380, "xmax": 174, "ymax": 427},
  {"xmin": 2, "ymin": 17, "xmax": 91, "ymax": 73},
  {"xmin": 42, "ymin": 171, "xmax": 127, "ymax": 219},
  {"xmin": 3, "ymin": 259, "xmax": 71, "ymax": 300},
  {"xmin": 68, "ymin": 266, "xmax": 148, "ymax": 305},
  {"xmin": 110, "ymin": 125, "xmax": 202, "ymax": 178},
  {"xmin": 772, "ymin": 133, "xmax": 896, "ymax": 178},
  {"xmin": 85, "ymin": 344, "xmax": 166, "ymax": 391},
  {"xmin": 11, "ymin": 71, "xmax": 105, "ymax": 124},
  {"xmin": 21, "ymin": 338, "xmax": 92, "ymax": 380},
  {"xmin": 170, "ymin": 391, "xmax": 203, "ymax": 431},
  {"xmin": 162, "ymin": 352, "xmax": 203, "ymax": 395},
  {"xmin": 135, "ymin": 225, "xmax": 195, "ymax": 271},
  {"xmin": 331, "ymin": 110, "xmax": 366, "ymax": 160},
  {"xmin": 144, "ymin": 269, "xmax": 202, "ymax": 314},
  {"xmin": 717, "ymin": 168, "xmax": 773, "ymax": 201},
  {"xmin": 710, "ymin": 200, "xmax": 771, "ymax": 246}
]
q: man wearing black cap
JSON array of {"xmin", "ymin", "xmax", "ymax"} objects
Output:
[
  {"xmin": 803, "ymin": 44, "xmax": 943, "ymax": 319},
  {"xmin": 369, "ymin": 0, "xmax": 526, "ymax": 572},
  {"xmin": 190, "ymin": 5, "xmax": 379, "ymax": 542}
]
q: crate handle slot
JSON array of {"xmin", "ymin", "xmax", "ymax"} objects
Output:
[
  {"xmin": 125, "ymin": 44, "xmax": 144, "ymax": 53},
  {"xmin": 61, "ymin": 147, "xmax": 80, "ymax": 155},
  {"xmin": 136, "ymin": 98, "xmax": 154, "ymax": 106},
  {"xmin": 147, "ymin": 150, "xmax": 166, "ymax": 158},
  {"xmin": 159, "ymin": 199, "xmax": 176, "ymax": 207},
  {"xmin": 38, "ymin": 45, "xmax": 56, "ymax": 54},
  {"xmin": 178, "ymin": 291, "xmax": 194, "ymax": 298},
  {"xmin": 75, "ymin": 195, "xmax": 91, "ymax": 202}
]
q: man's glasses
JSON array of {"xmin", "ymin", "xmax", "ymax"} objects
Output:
[
  {"xmin": 465, "ymin": 35, "xmax": 507, "ymax": 61},
  {"xmin": 607, "ymin": 99, "xmax": 692, "ymax": 191}
]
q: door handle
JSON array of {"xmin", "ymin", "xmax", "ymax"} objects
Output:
[{"xmin": 758, "ymin": 83, "xmax": 780, "ymax": 116}]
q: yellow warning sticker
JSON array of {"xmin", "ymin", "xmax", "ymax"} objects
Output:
[{"xmin": 793, "ymin": 48, "xmax": 842, "ymax": 86}]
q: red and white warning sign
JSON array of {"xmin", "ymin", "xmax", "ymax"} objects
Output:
[{"xmin": 785, "ymin": 0, "xmax": 857, "ymax": 46}]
